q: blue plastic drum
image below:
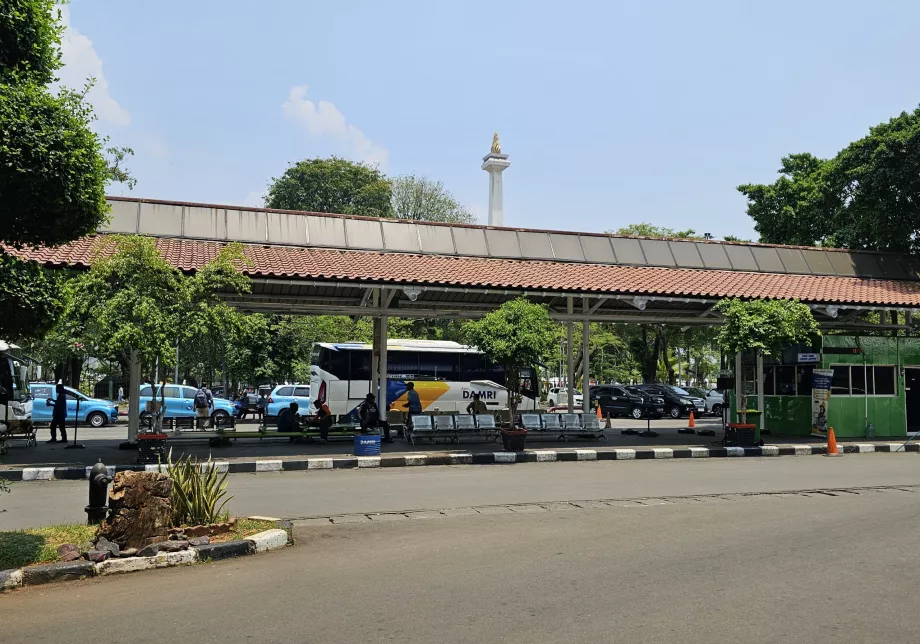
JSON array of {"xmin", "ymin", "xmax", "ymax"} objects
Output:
[{"xmin": 354, "ymin": 434, "xmax": 381, "ymax": 456}]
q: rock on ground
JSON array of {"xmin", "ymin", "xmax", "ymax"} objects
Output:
[{"xmin": 96, "ymin": 471, "xmax": 173, "ymax": 550}]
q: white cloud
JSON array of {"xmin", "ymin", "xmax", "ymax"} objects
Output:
[
  {"xmin": 58, "ymin": 6, "xmax": 130, "ymax": 127},
  {"xmin": 282, "ymin": 85, "xmax": 389, "ymax": 169}
]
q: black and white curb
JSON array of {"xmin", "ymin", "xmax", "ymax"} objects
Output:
[
  {"xmin": 0, "ymin": 527, "xmax": 290, "ymax": 592},
  {"xmin": 2, "ymin": 442, "xmax": 916, "ymax": 481}
]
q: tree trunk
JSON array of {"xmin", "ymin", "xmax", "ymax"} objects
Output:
[
  {"xmin": 68, "ymin": 356, "xmax": 82, "ymax": 389},
  {"xmin": 659, "ymin": 330, "xmax": 675, "ymax": 385}
]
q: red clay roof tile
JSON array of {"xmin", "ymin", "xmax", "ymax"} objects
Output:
[{"xmin": 11, "ymin": 236, "xmax": 920, "ymax": 307}]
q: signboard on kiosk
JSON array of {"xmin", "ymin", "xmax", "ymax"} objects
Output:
[{"xmin": 810, "ymin": 369, "xmax": 834, "ymax": 438}]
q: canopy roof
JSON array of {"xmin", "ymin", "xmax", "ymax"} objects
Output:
[{"xmin": 12, "ymin": 196, "xmax": 920, "ymax": 329}]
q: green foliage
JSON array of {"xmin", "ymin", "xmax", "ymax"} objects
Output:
[
  {"xmin": 57, "ymin": 236, "xmax": 249, "ymax": 375},
  {"xmin": 464, "ymin": 298, "xmax": 559, "ymax": 416},
  {"xmin": 714, "ymin": 299, "xmax": 820, "ymax": 357},
  {"xmin": 722, "ymin": 235, "xmax": 751, "ymax": 243},
  {"xmin": 163, "ymin": 450, "xmax": 233, "ymax": 526},
  {"xmin": 68, "ymin": 236, "xmax": 181, "ymax": 368},
  {"xmin": 390, "ymin": 175, "xmax": 476, "ymax": 223},
  {"xmin": 0, "ymin": 250, "xmax": 63, "ymax": 339},
  {"xmin": 0, "ymin": 0, "xmax": 63, "ymax": 85},
  {"xmin": 266, "ymin": 157, "xmax": 393, "ymax": 218},
  {"xmin": 610, "ymin": 223, "xmax": 699, "ymax": 239},
  {"xmin": 739, "ymin": 107, "xmax": 920, "ymax": 252},
  {"xmin": 0, "ymin": 81, "xmax": 110, "ymax": 248}
]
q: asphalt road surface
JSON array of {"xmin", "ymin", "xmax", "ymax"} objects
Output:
[
  {"xmin": 2, "ymin": 453, "xmax": 920, "ymax": 530},
  {"xmin": 4, "ymin": 463, "xmax": 920, "ymax": 643}
]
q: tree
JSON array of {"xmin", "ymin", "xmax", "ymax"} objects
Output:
[
  {"xmin": 722, "ymin": 235, "xmax": 751, "ymax": 243},
  {"xmin": 1, "ymin": 2, "xmax": 132, "ymax": 342},
  {"xmin": 63, "ymin": 237, "xmax": 249, "ymax": 381},
  {"xmin": 265, "ymin": 157, "xmax": 392, "ymax": 218},
  {"xmin": 714, "ymin": 298, "xmax": 820, "ymax": 421},
  {"xmin": 0, "ymin": 0, "xmax": 63, "ymax": 85},
  {"xmin": 0, "ymin": 252, "xmax": 63, "ymax": 339},
  {"xmin": 609, "ymin": 223, "xmax": 700, "ymax": 239},
  {"xmin": 738, "ymin": 107, "xmax": 920, "ymax": 252},
  {"xmin": 464, "ymin": 298, "xmax": 559, "ymax": 418},
  {"xmin": 390, "ymin": 175, "xmax": 476, "ymax": 223}
]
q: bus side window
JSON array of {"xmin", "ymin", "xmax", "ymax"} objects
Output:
[
  {"xmin": 327, "ymin": 349, "xmax": 349, "ymax": 379},
  {"xmin": 350, "ymin": 350, "xmax": 371, "ymax": 380}
]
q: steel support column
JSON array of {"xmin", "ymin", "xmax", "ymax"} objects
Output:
[
  {"xmin": 582, "ymin": 299, "xmax": 590, "ymax": 414},
  {"xmin": 756, "ymin": 350, "xmax": 764, "ymax": 433},
  {"xmin": 127, "ymin": 347, "xmax": 141, "ymax": 443},
  {"xmin": 378, "ymin": 311, "xmax": 389, "ymax": 422},
  {"xmin": 567, "ymin": 296, "xmax": 575, "ymax": 414}
]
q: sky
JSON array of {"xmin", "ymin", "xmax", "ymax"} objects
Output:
[{"xmin": 61, "ymin": 0, "xmax": 920, "ymax": 240}]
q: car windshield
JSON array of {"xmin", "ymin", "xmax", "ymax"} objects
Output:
[
  {"xmin": 670, "ymin": 386, "xmax": 691, "ymax": 396},
  {"xmin": 688, "ymin": 387, "xmax": 706, "ymax": 397}
]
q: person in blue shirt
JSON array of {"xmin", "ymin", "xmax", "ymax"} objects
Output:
[
  {"xmin": 47, "ymin": 383, "xmax": 68, "ymax": 444},
  {"xmin": 404, "ymin": 382, "xmax": 423, "ymax": 415}
]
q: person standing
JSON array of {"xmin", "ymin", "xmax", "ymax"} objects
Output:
[
  {"xmin": 47, "ymin": 383, "xmax": 68, "ymax": 444},
  {"xmin": 257, "ymin": 393, "xmax": 267, "ymax": 424},
  {"xmin": 314, "ymin": 398, "xmax": 332, "ymax": 443},
  {"xmin": 117, "ymin": 386, "xmax": 124, "ymax": 403},
  {"xmin": 402, "ymin": 382, "xmax": 423, "ymax": 437},
  {"xmin": 193, "ymin": 385, "xmax": 211, "ymax": 429},
  {"xmin": 466, "ymin": 392, "xmax": 488, "ymax": 415}
]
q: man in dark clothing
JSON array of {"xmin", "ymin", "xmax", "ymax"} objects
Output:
[
  {"xmin": 277, "ymin": 402, "xmax": 299, "ymax": 433},
  {"xmin": 314, "ymin": 398, "xmax": 333, "ymax": 443},
  {"xmin": 47, "ymin": 383, "xmax": 68, "ymax": 444},
  {"xmin": 358, "ymin": 393, "xmax": 392, "ymax": 442}
]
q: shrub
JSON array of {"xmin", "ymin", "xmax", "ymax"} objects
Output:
[{"xmin": 161, "ymin": 450, "xmax": 232, "ymax": 526}]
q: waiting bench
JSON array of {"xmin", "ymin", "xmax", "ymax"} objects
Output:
[
  {"xmin": 520, "ymin": 413, "xmax": 606, "ymax": 442},
  {"xmin": 0, "ymin": 419, "xmax": 37, "ymax": 452},
  {"xmin": 407, "ymin": 413, "xmax": 501, "ymax": 445}
]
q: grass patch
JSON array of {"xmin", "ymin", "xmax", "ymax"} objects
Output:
[
  {"xmin": 0, "ymin": 524, "xmax": 96, "ymax": 570},
  {"xmin": 210, "ymin": 518, "xmax": 277, "ymax": 544},
  {"xmin": 0, "ymin": 518, "xmax": 279, "ymax": 568}
]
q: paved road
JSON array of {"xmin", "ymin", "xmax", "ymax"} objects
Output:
[
  {"xmin": 4, "ymin": 476, "xmax": 919, "ymax": 643},
  {"xmin": 2, "ymin": 453, "xmax": 918, "ymax": 530}
]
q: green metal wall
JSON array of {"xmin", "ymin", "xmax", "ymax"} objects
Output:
[{"xmin": 731, "ymin": 335, "xmax": 920, "ymax": 439}]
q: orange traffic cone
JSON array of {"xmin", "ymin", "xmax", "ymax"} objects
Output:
[
  {"xmin": 688, "ymin": 410, "xmax": 696, "ymax": 429},
  {"xmin": 825, "ymin": 427, "xmax": 841, "ymax": 457}
]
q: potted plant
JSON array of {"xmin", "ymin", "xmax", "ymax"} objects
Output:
[{"xmin": 464, "ymin": 297, "xmax": 559, "ymax": 451}]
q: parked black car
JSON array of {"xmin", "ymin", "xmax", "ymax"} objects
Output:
[
  {"xmin": 590, "ymin": 385, "xmax": 665, "ymax": 420},
  {"xmin": 635, "ymin": 384, "xmax": 706, "ymax": 419}
]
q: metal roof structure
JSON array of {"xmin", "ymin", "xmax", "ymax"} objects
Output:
[{"xmin": 13, "ymin": 196, "xmax": 920, "ymax": 330}]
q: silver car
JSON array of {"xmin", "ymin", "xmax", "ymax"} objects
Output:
[{"xmin": 689, "ymin": 387, "xmax": 725, "ymax": 416}]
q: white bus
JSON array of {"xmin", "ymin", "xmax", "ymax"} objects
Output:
[{"xmin": 310, "ymin": 340, "xmax": 538, "ymax": 418}]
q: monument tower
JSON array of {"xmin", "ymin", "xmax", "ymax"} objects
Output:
[{"xmin": 481, "ymin": 132, "xmax": 510, "ymax": 226}]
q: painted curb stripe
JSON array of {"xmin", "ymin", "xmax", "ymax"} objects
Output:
[
  {"xmin": 7, "ymin": 440, "xmax": 920, "ymax": 481},
  {"xmin": 254, "ymin": 460, "xmax": 283, "ymax": 472}
]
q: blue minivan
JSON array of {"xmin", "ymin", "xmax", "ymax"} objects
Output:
[
  {"xmin": 266, "ymin": 384, "xmax": 310, "ymax": 419},
  {"xmin": 29, "ymin": 383, "xmax": 119, "ymax": 428},
  {"xmin": 138, "ymin": 384, "xmax": 236, "ymax": 425}
]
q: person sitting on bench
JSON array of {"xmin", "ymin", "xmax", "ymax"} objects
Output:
[
  {"xmin": 359, "ymin": 393, "xmax": 392, "ymax": 443},
  {"xmin": 277, "ymin": 401, "xmax": 299, "ymax": 434}
]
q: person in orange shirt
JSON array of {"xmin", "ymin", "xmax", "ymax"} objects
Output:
[{"xmin": 314, "ymin": 398, "xmax": 333, "ymax": 443}]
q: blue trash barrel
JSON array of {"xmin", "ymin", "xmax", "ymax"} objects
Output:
[{"xmin": 354, "ymin": 434, "xmax": 381, "ymax": 456}]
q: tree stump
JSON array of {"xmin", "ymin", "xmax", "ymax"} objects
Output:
[{"xmin": 97, "ymin": 471, "xmax": 173, "ymax": 549}]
